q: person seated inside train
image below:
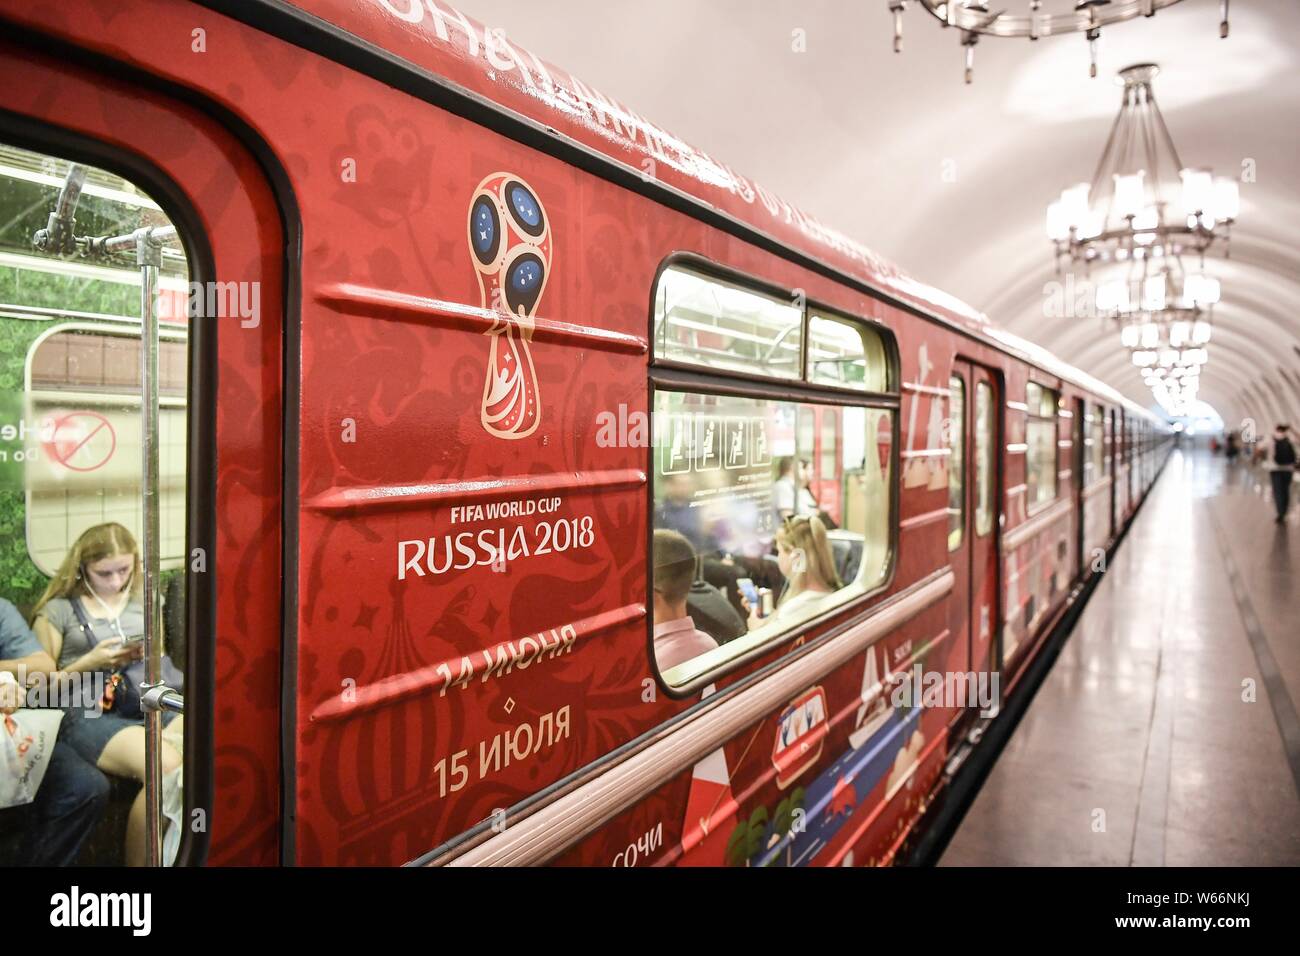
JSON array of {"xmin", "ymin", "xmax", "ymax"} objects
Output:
[
  {"xmin": 0, "ymin": 596, "xmax": 110, "ymax": 866},
  {"xmin": 750, "ymin": 515, "xmax": 843, "ymax": 629},
  {"xmin": 686, "ymin": 569, "xmax": 747, "ymax": 646},
  {"xmin": 31, "ymin": 522, "xmax": 182, "ymax": 867},
  {"xmin": 771, "ymin": 456, "xmax": 818, "ymax": 523},
  {"xmin": 651, "ymin": 530, "xmax": 720, "ymax": 672},
  {"xmin": 654, "ymin": 474, "xmax": 716, "ymax": 553}
]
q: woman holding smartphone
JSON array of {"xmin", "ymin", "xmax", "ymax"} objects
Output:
[
  {"xmin": 748, "ymin": 514, "xmax": 843, "ymax": 630},
  {"xmin": 31, "ymin": 522, "xmax": 181, "ymax": 866}
]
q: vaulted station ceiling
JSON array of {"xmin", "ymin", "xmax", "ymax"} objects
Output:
[{"xmin": 459, "ymin": 0, "xmax": 1300, "ymax": 431}]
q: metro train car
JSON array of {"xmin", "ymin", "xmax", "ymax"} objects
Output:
[{"xmin": 0, "ymin": 0, "xmax": 1171, "ymax": 867}]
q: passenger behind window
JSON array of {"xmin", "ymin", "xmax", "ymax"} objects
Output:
[
  {"xmin": 31, "ymin": 523, "xmax": 182, "ymax": 867},
  {"xmin": 686, "ymin": 566, "xmax": 747, "ymax": 646},
  {"xmin": 654, "ymin": 473, "xmax": 716, "ymax": 553},
  {"xmin": 771, "ymin": 456, "xmax": 818, "ymax": 523},
  {"xmin": 652, "ymin": 530, "xmax": 720, "ymax": 672},
  {"xmin": 799, "ymin": 456, "xmax": 840, "ymax": 531},
  {"xmin": 752, "ymin": 515, "xmax": 843, "ymax": 628},
  {"xmin": 0, "ymin": 597, "xmax": 110, "ymax": 866}
]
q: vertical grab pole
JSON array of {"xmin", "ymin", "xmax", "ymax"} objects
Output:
[{"xmin": 136, "ymin": 228, "xmax": 164, "ymax": 867}]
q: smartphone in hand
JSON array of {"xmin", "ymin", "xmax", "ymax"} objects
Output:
[{"xmin": 118, "ymin": 633, "xmax": 147, "ymax": 659}]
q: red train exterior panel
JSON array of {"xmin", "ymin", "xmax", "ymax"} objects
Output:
[{"xmin": 0, "ymin": 0, "xmax": 1172, "ymax": 867}]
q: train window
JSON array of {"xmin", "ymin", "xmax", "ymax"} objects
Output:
[
  {"xmin": 974, "ymin": 381, "xmax": 994, "ymax": 536},
  {"xmin": 946, "ymin": 375, "xmax": 964, "ymax": 551},
  {"xmin": 1089, "ymin": 403, "xmax": 1106, "ymax": 483},
  {"xmin": 806, "ymin": 311, "xmax": 889, "ymax": 392},
  {"xmin": 26, "ymin": 329, "xmax": 189, "ymax": 574},
  {"xmin": 650, "ymin": 268, "xmax": 900, "ymax": 689},
  {"xmin": 652, "ymin": 391, "xmax": 893, "ymax": 686},
  {"xmin": 654, "ymin": 265, "xmax": 802, "ymax": 379},
  {"xmin": 0, "ymin": 142, "xmax": 191, "ymax": 866},
  {"xmin": 1024, "ymin": 382, "xmax": 1058, "ymax": 510}
]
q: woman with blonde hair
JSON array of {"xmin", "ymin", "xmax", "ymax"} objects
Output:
[
  {"xmin": 32, "ymin": 522, "xmax": 181, "ymax": 867},
  {"xmin": 750, "ymin": 514, "xmax": 843, "ymax": 628}
]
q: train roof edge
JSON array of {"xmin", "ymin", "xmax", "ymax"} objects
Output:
[{"xmin": 263, "ymin": 0, "xmax": 1166, "ymax": 425}]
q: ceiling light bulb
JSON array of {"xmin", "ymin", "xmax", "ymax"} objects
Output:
[
  {"xmin": 1211, "ymin": 176, "xmax": 1240, "ymax": 221},
  {"xmin": 1180, "ymin": 167, "xmax": 1213, "ymax": 216},
  {"xmin": 1113, "ymin": 172, "xmax": 1146, "ymax": 221}
]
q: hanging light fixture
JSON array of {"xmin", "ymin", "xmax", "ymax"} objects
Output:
[
  {"xmin": 887, "ymin": 1, "xmax": 1230, "ymax": 83},
  {"xmin": 1103, "ymin": 251, "xmax": 1217, "ymax": 413},
  {"xmin": 1046, "ymin": 64, "xmax": 1239, "ymax": 269},
  {"xmin": 1101, "ymin": 255, "xmax": 1217, "ymax": 346},
  {"xmin": 1043, "ymin": 63, "xmax": 1237, "ymax": 419}
]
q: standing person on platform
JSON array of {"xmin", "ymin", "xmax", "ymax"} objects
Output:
[{"xmin": 1263, "ymin": 424, "xmax": 1297, "ymax": 523}]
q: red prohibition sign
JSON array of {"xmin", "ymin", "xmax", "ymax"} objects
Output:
[{"xmin": 42, "ymin": 411, "xmax": 117, "ymax": 472}]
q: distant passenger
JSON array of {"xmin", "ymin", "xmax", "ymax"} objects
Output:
[
  {"xmin": 1263, "ymin": 424, "xmax": 1296, "ymax": 523},
  {"xmin": 655, "ymin": 474, "xmax": 711, "ymax": 552},
  {"xmin": 651, "ymin": 530, "xmax": 719, "ymax": 673},
  {"xmin": 756, "ymin": 515, "xmax": 843, "ymax": 626},
  {"xmin": 772, "ymin": 457, "xmax": 817, "ymax": 522},
  {"xmin": 1225, "ymin": 431, "xmax": 1241, "ymax": 462}
]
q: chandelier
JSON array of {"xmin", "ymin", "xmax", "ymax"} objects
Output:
[
  {"xmin": 1046, "ymin": 63, "xmax": 1239, "ymax": 269},
  {"xmin": 1040, "ymin": 62, "xmax": 1239, "ymax": 419},
  {"xmin": 1141, "ymin": 358, "xmax": 1200, "ymax": 416},
  {"xmin": 887, "ymin": 1, "xmax": 1230, "ymax": 83},
  {"xmin": 1099, "ymin": 215, "xmax": 1220, "ymax": 418},
  {"xmin": 1101, "ymin": 254, "xmax": 1217, "ymax": 346}
]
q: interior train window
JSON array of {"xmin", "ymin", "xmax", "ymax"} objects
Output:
[
  {"xmin": 974, "ymin": 380, "xmax": 994, "ymax": 536},
  {"xmin": 0, "ymin": 142, "xmax": 191, "ymax": 867},
  {"xmin": 806, "ymin": 311, "xmax": 889, "ymax": 392},
  {"xmin": 654, "ymin": 265, "xmax": 802, "ymax": 380},
  {"xmin": 946, "ymin": 374, "xmax": 964, "ymax": 551},
  {"xmin": 1024, "ymin": 382, "xmax": 1058, "ymax": 511},
  {"xmin": 650, "ymin": 266, "xmax": 899, "ymax": 689}
]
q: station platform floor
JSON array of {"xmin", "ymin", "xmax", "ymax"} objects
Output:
[{"xmin": 941, "ymin": 447, "xmax": 1300, "ymax": 866}]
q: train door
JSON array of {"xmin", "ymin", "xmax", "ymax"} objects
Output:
[
  {"xmin": 1107, "ymin": 407, "xmax": 1117, "ymax": 537},
  {"xmin": 1073, "ymin": 398, "xmax": 1086, "ymax": 579},
  {"xmin": 946, "ymin": 360, "xmax": 1000, "ymax": 723},
  {"xmin": 945, "ymin": 364, "xmax": 970, "ymax": 724},
  {"xmin": 969, "ymin": 367, "xmax": 1000, "ymax": 687},
  {"xmin": 0, "ymin": 40, "xmax": 287, "ymax": 865}
]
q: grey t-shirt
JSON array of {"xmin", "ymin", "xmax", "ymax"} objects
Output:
[{"xmin": 39, "ymin": 596, "xmax": 145, "ymax": 670}]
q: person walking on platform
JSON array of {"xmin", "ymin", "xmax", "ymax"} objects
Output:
[{"xmin": 1264, "ymin": 424, "xmax": 1297, "ymax": 523}]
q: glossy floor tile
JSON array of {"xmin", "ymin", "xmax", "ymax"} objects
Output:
[{"xmin": 940, "ymin": 448, "xmax": 1300, "ymax": 866}]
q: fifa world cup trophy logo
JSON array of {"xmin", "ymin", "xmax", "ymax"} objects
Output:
[{"xmin": 468, "ymin": 173, "xmax": 551, "ymax": 440}]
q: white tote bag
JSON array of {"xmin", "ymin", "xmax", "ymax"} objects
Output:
[{"xmin": 1, "ymin": 708, "xmax": 66, "ymax": 809}]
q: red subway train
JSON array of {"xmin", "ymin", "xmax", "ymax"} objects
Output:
[{"xmin": 0, "ymin": 0, "xmax": 1171, "ymax": 866}]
